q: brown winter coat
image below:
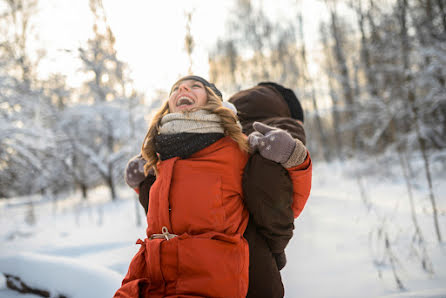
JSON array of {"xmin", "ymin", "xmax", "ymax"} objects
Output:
[{"xmin": 229, "ymin": 85, "xmax": 311, "ymax": 298}]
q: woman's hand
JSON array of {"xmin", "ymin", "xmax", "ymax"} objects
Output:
[
  {"xmin": 124, "ymin": 154, "xmax": 147, "ymax": 188},
  {"xmin": 248, "ymin": 122, "xmax": 307, "ymax": 168}
]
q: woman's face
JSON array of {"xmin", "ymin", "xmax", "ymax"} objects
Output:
[{"xmin": 168, "ymin": 80, "xmax": 208, "ymax": 113}]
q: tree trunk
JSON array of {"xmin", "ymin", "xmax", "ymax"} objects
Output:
[
  {"xmin": 367, "ymin": 0, "xmax": 381, "ymax": 44},
  {"xmin": 328, "ymin": 77, "xmax": 344, "ymax": 161},
  {"xmin": 329, "ymin": 8, "xmax": 356, "ymax": 154},
  {"xmin": 311, "ymin": 87, "xmax": 331, "ymax": 161},
  {"xmin": 106, "ymin": 164, "xmax": 117, "ymax": 201},
  {"xmin": 352, "ymin": 60, "xmax": 365, "ymax": 152},
  {"xmin": 320, "ymin": 22, "xmax": 344, "ymax": 160},
  {"xmin": 356, "ymin": 1, "xmax": 379, "ymax": 98},
  {"xmin": 399, "ymin": 0, "xmax": 442, "ymax": 243},
  {"xmin": 297, "ymin": 13, "xmax": 331, "ymax": 161},
  {"xmin": 81, "ymin": 183, "xmax": 88, "ymax": 200},
  {"xmin": 105, "ymin": 120, "xmax": 117, "ymax": 201},
  {"xmin": 436, "ymin": 0, "xmax": 446, "ymax": 33}
]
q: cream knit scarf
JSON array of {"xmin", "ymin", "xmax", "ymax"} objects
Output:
[{"xmin": 159, "ymin": 109, "xmax": 224, "ymax": 135}]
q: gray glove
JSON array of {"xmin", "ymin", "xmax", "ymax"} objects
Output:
[
  {"xmin": 248, "ymin": 122, "xmax": 307, "ymax": 168},
  {"xmin": 124, "ymin": 154, "xmax": 147, "ymax": 188}
]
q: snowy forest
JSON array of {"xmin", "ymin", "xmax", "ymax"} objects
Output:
[{"xmin": 1, "ymin": 0, "xmax": 445, "ymax": 297}]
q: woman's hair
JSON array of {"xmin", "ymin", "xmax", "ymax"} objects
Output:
[{"xmin": 141, "ymin": 81, "xmax": 248, "ymax": 175}]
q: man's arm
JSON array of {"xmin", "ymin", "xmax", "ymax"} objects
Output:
[{"xmin": 124, "ymin": 154, "xmax": 156, "ymax": 214}]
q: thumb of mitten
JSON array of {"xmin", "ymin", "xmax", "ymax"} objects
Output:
[
  {"xmin": 137, "ymin": 157, "xmax": 146, "ymax": 172},
  {"xmin": 248, "ymin": 131, "xmax": 263, "ymax": 152},
  {"xmin": 252, "ymin": 121, "xmax": 276, "ymax": 135}
]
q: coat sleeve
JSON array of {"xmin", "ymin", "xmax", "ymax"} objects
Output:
[
  {"xmin": 137, "ymin": 173, "xmax": 156, "ymax": 215},
  {"xmin": 242, "ymin": 153, "xmax": 294, "ymax": 253},
  {"xmin": 286, "ymin": 152, "xmax": 312, "ymax": 218}
]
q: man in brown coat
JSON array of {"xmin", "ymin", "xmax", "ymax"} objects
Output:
[
  {"xmin": 126, "ymin": 82, "xmax": 310, "ymax": 298},
  {"xmin": 229, "ymin": 82, "xmax": 308, "ymax": 297}
]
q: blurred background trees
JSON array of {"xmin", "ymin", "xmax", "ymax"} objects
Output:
[
  {"xmin": 208, "ymin": 0, "xmax": 445, "ymax": 248},
  {"xmin": 0, "ymin": 0, "xmax": 147, "ymax": 201},
  {"xmin": 0, "ymin": 0, "xmax": 444, "ymax": 236},
  {"xmin": 0, "ymin": 0, "xmax": 444, "ymax": 289}
]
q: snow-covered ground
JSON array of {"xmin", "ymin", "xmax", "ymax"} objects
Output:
[{"xmin": 1, "ymin": 160, "xmax": 445, "ymax": 298}]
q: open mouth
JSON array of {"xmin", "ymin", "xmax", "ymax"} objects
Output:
[{"xmin": 176, "ymin": 96, "xmax": 195, "ymax": 107}]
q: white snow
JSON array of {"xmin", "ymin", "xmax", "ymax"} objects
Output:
[
  {"xmin": 0, "ymin": 253, "xmax": 122, "ymax": 298},
  {"xmin": 0, "ymin": 272, "xmax": 6, "ymax": 289},
  {"xmin": 0, "ymin": 159, "xmax": 445, "ymax": 298}
]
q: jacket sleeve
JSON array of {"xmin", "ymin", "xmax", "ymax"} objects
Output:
[
  {"xmin": 242, "ymin": 153, "xmax": 294, "ymax": 254},
  {"xmin": 137, "ymin": 173, "xmax": 156, "ymax": 215},
  {"xmin": 286, "ymin": 152, "xmax": 312, "ymax": 218}
]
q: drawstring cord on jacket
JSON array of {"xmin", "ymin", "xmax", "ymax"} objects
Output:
[{"xmin": 150, "ymin": 226, "xmax": 178, "ymax": 240}]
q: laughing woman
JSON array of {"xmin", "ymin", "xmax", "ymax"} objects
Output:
[{"xmin": 114, "ymin": 76, "xmax": 251, "ymax": 297}]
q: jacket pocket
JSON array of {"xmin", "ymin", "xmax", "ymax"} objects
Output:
[
  {"xmin": 169, "ymin": 173, "xmax": 225, "ymax": 234},
  {"xmin": 176, "ymin": 236, "xmax": 247, "ymax": 297}
]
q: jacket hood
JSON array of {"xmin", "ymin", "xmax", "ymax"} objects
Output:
[
  {"xmin": 229, "ymin": 85, "xmax": 291, "ymax": 121},
  {"xmin": 228, "ymin": 85, "xmax": 306, "ymax": 144}
]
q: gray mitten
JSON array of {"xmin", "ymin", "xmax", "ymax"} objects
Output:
[
  {"xmin": 124, "ymin": 154, "xmax": 147, "ymax": 189},
  {"xmin": 248, "ymin": 122, "xmax": 307, "ymax": 168}
]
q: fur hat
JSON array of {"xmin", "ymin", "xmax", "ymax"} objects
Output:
[
  {"xmin": 176, "ymin": 75, "xmax": 223, "ymax": 100},
  {"xmin": 257, "ymin": 82, "xmax": 304, "ymax": 123}
]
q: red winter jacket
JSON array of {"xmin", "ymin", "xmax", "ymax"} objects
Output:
[{"xmin": 114, "ymin": 137, "xmax": 250, "ymax": 297}]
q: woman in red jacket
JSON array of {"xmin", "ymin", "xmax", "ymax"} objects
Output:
[
  {"xmin": 115, "ymin": 76, "xmax": 251, "ymax": 297},
  {"xmin": 116, "ymin": 76, "xmax": 311, "ymax": 297}
]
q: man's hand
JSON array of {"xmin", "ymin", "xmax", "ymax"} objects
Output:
[
  {"xmin": 248, "ymin": 122, "xmax": 307, "ymax": 168},
  {"xmin": 124, "ymin": 154, "xmax": 147, "ymax": 189}
]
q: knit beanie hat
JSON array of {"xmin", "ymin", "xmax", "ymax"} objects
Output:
[
  {"xmin": 257, "ymin": 82, "xmax": 304, "ymax": 123},
  {"xmin": 175, "ymin": 75, "xmax": 223, "ymax": 100}
]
